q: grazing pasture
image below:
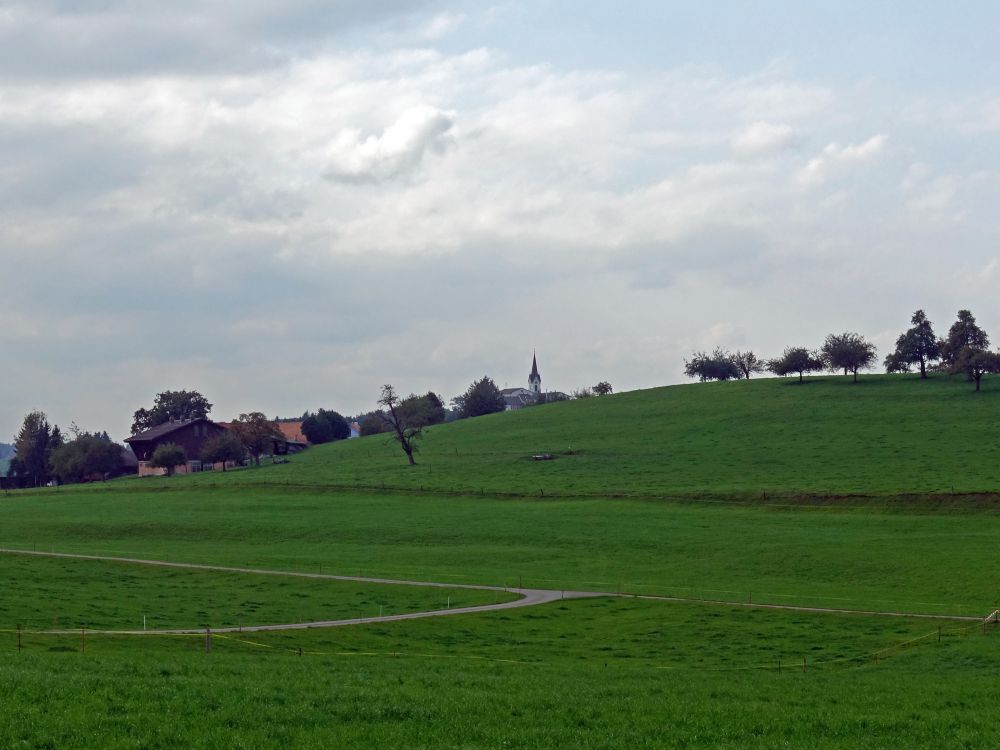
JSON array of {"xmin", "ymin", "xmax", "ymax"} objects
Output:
[{"xmin": 5, "ymin": 374, "xmax": 1000, "ymax": 746}]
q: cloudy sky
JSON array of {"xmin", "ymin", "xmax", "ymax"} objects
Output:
[{"xmin": 3, "ymin": 1, "xmax": 1000, "ymax": 440}]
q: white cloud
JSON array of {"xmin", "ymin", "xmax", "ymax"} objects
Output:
[
  {"xmin": 323, "ymin": 105, "xmax": 455, "ymax": 183},
  {"xmin": 731, "ymin": 121, "xmax": 798, "ymax": 157},
  {"xmin": 798, "ymin": 134, "xmax": 888, "ymax": 186}
]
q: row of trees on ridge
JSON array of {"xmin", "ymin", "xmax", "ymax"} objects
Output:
[{"xmin": 684, "ymin": 309, "xmax": 998, "ymax": 390}]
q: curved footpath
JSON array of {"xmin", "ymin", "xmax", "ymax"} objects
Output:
[{"xmin": 0, "ymin": 548, "xmax": 984, "ymax": 634}]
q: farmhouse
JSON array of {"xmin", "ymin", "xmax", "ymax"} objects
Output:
[{"xmin": 125, "ymin": 418, "xmax": 228, "ymax": 476}]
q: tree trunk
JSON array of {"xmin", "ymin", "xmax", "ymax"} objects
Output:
[
  {"xmin": 853, "ymin": 369, "xmax": 858, "ymax": 383},
  {"xmin": 919, "ymin": 358, "xmax": 927, "ymax": 379},
  {"xmin": 976, "ymin": 373, "xmax": 982, "ymax": 391},
  {"xmin": 798, "ymin": 371, "xmax": 803, "ymax": 384},
  {"xmin": 406, "ymin": 449, "xmax": 415, "ymax": 466}
]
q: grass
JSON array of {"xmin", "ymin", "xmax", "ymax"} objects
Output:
[
  {"xmin": 0, "ymin": 553, "xmax": 514, "ymax": 631},
  {"xmin": 6, "ymin": 374, "xmax": 1000, "ymax": 746},
  {"xmin": 2, "ymin": 488, "xmax": 1000, "ymax": 614},
  {"xmin": 86, "ymin": 371, "xmax": 1000, "ymax": 500},
  {"xmin": 4, "ymin": 598, "xmax": 1000, "ymax": 748}
]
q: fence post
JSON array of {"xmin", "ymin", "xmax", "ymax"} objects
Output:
[
  {"xmin": 205, "ymin": 628, "xmax": 211, "ymax": 654},
  {"xmin": 777, "ymin": 658, "xmax": 781, "ymax": 674},
  {"xmin": 16, "ymin": 624, "xmax": 21, "ymax": 652},
  {"xmin": 802, "ymin": 656, "xmax": 806, "ymax": 673},
  {"xmin": 80, "ymin": 627, "xmax": 85, "ymax": 654},
  {"xmin": 938, "ymin": 626, "xmax": 941, "ymax": 643}
]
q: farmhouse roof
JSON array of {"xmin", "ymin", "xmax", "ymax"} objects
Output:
[
  {"xmin": 124, "ymin": 417, "xmax": 215, "ymax": 443},
  {"xmin": 276, "ymin": 422, "xmax": 308, "ymax": 444}
]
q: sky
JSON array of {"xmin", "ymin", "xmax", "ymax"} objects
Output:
[{"xmin": 3, "ymin": 1, "xmax": 1000, "ymax": 441}]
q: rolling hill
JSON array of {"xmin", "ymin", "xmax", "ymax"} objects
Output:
[{"xmin": 168, "ymin": 372, "xmax": 1000, "ymax": 500}]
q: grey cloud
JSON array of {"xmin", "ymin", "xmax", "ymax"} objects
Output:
[
  {"xmin": 0, "ymin": 1, "xmax": 438, "ymax": 79},
  {"xmin": 612, "ymin": 225, "xmax": 773, "ymax": 290}
]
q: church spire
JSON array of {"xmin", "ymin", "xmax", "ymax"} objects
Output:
[{"xmin": 529, "ymin": 351, "xmax": 541, "ymax": 394}]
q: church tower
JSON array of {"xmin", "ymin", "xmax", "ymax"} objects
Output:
[{"xmin": 528, "ymin": 352, "xmax": 541, "ymax": 395}]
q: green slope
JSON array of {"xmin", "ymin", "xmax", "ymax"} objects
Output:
[{"xmin": 153, "ymin": 372, "xmax": 1000, "ymax": 499}]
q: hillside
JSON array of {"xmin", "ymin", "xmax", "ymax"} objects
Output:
[{"xmin": 169, "ymin": 372, "xmax": 1000, "ymax": 499}]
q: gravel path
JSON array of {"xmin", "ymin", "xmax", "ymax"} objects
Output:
[{"xmin": 0, "ymin": 548, "xmax": 983, "ymax": 634}]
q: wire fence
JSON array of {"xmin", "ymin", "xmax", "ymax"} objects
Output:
[{"xmin": 2, "ymin": 618, "xmax": 994, "ymax": 673}]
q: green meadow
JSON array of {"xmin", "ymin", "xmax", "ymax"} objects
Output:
[
  {"xmin": 4, "ymin": 597, "xmax": 1000, "ymax": 748},
  {"xmin": 132, "ymin": 372, "xmax": 1000, "ymax": 499},
  {"xmin": 5, "ymin": 373, "xmax": 1000, "ymax": 746}
]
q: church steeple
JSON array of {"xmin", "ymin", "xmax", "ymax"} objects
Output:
[{"xmin": 528, "ymin": 351, "xmax": 541, "ymax": 395}]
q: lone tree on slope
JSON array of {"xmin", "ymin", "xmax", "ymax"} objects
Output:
[
  {"xmin": 886, "ymin": 309, "xmax": 940, "ymax": 379},
  {"xmin": 377, "ymin": 384, "xmax": 425, "ymax": 466},
  {"xmin": 767, "ymin": 347, "xmax": 825, "ymax": 384},
  {"xmin": 821, "ymin": 332, "xmax": 878, "ymax": 383}
]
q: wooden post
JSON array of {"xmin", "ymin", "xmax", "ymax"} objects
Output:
[
  {"xmin": 938, "ymin": 626, "xmax": 941, "ymax": 643},
  {"xmin": 205, "ymin": 628, "xmax": 211, "ymax": 653},
  {"xmin": 298, "ymin": 647, "xmax": 302, "ymax": 657},
  {"xmin": 802, "ymin": 656, "xmax": 806, "ymax": 673},
  {"xmin": 16, "ymin": 624, "xmax": 21, "ymax": 652},
  {"xmin": 777, "ymin": 658, "xmax": 781, "ymax": 674},
  {"xmin": 80, "ymin": 627, "xmax": 85, "ymax": 654}
]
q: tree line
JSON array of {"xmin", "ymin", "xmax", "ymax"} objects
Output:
[{"xmin": 684, "ymin": 309, "xmax": 998, "ymax": 390}]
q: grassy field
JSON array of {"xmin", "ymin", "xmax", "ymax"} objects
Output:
[
  {"xmin": 56, "ymin": 372, "xmax": 1000, "ymax": 500},
  {"xmin": 4, "ymin": 597, "xmax": 1000, "ymax": 748},
  {"xmin": 0, "ymin": 553, "xmax": 513, "ymax": 631},
  {"xmin": 5, "ymin": 374, "xmax": 1000, "ymax": 746},
  {"xmin": 2, "ymin": 488, "xmax": 1000, "ymax": 614}
]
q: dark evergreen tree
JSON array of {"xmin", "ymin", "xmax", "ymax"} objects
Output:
[{"xmin": 458, "ymin": 376, "xmax": 506, "ymax": 418}]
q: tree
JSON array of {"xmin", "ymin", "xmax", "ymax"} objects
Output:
[
  {"xmin": 683, "ymin": 348, "xmax": 741, "ymax": 382},
  {"xmin": 887, "ymin": 310, "xmax": 940, "ymax": 379},
  {"xmin": 767, "ymin": 347, "xmax": 825, "ymax": 384},
  {"xmin": 150, "ymin": 443, "xmax": 187, "ymax": 476},
  {"xmin": 941, "ymin": 310, "xmax": 990, "ymax": 378},
  {"xmin": 12, "ymin": 411, "xmax": 56, "ymax": 487},
  {"xmin": 572, "ymin": 387, "xmax": 594, "ymax": 398},
  {"xmin": 593, "ymin": 381, "xmax": 614, "ymax": 396},
  {"xmin": 377, "ymin": 385, "xmax": 424, "ymax": 466},
  {"xmin": 131, "ymin": 390, "xmax": 212, "ymax": 434},
  {"xmin": 953, "ymin": 347, "xmax": 1000, "ymax": 392},
  {"xmin": 230, "ymin": 412, "xmax": 282, "ymax": 466},
  {"xmin": 883, "ymin": 350, "xmax": 912, "ymax": 374},
  {"xmin": 200, "ymin": 431, "xmax": 245, "ymax": 471},
  {"xmin": 301, "ymin": 410, "xmax": 351, "ymax": 444},
  {"xmin": 731, "ymin": 351, "xmax": 765, "ymax": 380},
  {"xmin": 358, "ymin": 411, "xmax": 390, "ymax": 436},
  {"xmin": 49, "ymin": 435, "xmax": 124, "ymax": 483},
  {"xmin": 458, "ymin": 377, "xmax": 505, "ymax": 418},
  {"xmin": 821, "ymin": 332, "xmax": 878, "ymax": 383}
]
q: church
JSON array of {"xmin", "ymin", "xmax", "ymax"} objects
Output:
[{"xmin": 500, "ymin": 353, "xmax": 567, "ymax": 410}]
